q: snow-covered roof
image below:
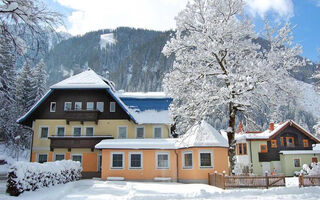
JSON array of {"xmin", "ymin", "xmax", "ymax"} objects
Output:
[
  {"xmin": 51, "ymin": 69, "xmax": 111, "ymax": 89},
  {"xmin": 280, "ymin": 150, "xmax": 320, "ymax": 155},
  {"xmin": 116, "ymin": 92, "xmax": 168, "ymax": 99},
  {"xmin": 95, "ymin": 139, "xmax": 177, "ymax": 149}
]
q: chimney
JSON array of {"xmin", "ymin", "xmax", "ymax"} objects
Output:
[{"xmin": 269, "ymin": 123, "xmax": 274, "ymax": 132}]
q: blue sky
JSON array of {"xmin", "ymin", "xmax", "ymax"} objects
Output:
[{"xmin": 45, "ymin": 0, "xmax": 320, "ymax": 61}]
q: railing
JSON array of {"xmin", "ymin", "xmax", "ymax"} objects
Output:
[
  {"xmin": 299, "ymin": 174, "xmax": 320, "ymax": 187},
  {"xmin": 258, "ymin": 152, "xmax": 276, "ymax": 162},
  {"xmin": 209, "ymin": 172, "xmax": 285, "ymax": 189},
  {"xmin": 65, "ymin": 110, "xmax": 100, "ymax": 124}
]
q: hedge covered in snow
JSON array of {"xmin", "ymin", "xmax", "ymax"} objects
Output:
[
  {"xmin": 7, "ymin": 160, "xmax": 82, "ymax": 196},
  {"xmin": 296, "ymin": 162, "xmax": 320, "ymax": 176}
]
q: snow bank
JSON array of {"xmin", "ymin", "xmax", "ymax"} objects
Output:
[{"xmin": 7, "ymin": 160, "xmax": 82, "ymax": 196}]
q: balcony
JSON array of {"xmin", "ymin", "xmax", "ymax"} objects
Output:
[
  {"xmin": 258, "ymin": 152, "xmax": 280, "ymax": 162},
  {"xmin": 48, "ymin": 135, "xmax": 113, "ymax": 151},
  {"xmin": 65, "ymin": 110, "xmax": 100, "ymax": 124}
]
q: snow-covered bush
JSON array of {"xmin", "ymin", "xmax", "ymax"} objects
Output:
[
  {"xmin": 295, "ymin": 162, "xmax": 320, "ymax": 176},
  {"xmin": 6, "ymin": 160, "xmax": 82, "ymax": 196}
]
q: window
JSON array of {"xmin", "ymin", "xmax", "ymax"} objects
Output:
[
  {"xmin": 111, "ymin": 152, "xmax": 124, "ymax": 169},
  {"xmin": 38, "ymin": 154, "xmax": 48, "ymax": 163},
  {"xmin": 87, "ymin": 102, "xmax": 94, "ymax": 110},
  {"xmin": 56, "ymin": 127, "xmax": 65, "ymax": 136},
  {"xmin": 153, "ymin": 127, "xmax": 162, "ymax": 139},
  {"xmin": 118, "ymin": 126, "xmax": 127, "ymax": 139},
  {"xmin": 73, "ymin": 127, "xmax": 82, "ymax": 136},
  {"xmin": 85, "ymin": 127, "xmax": 94, "ymax": 136},
  {"xmin": 182, "ymin": 151, "xmax": 193, "ymax": 169},
  {"xmin": 199, "ymin": 151, "xmax": 213, "ymax": 168},
  {"xmin": 286, "ymin": 137, "xmax": 295, "ymax": 147},
  {"xmin": 303, "ymin": 139, "xmax": 309, "ymax": 148},
  {"xmin": 271, "ymin": 140, "xmax": 277, "ymax": 148},
  {"xmin": 40, "ymin": 127, "xmax": 49, "ymax": 138},
  {"xmin": 157, "ymin": 152, "xmax": 169, "ymax": 169},
  {"xmin": 75, "ymin": 102, "xmax": 82, "ymax": 110},
  {"xmin": 136, "ymin": 127, "xmax": 144, "ymax": 139},
  {"xmin": 97, "ymin": 102, "xmax": 104, "ymax": 112},
  {"xmin": 110, "ymin": 102, "xmax": 116, "ymax": 112},
  {"xmin": 50, "ymin": 102, "xmax": 56, "ymax": 112},
  {"xmin": 55, "ymin": 154, "xmax": 65, "ymax": 161},
  {"xmin": 312, "ymin": 157, "xmax": 318, "ymax": 163},
  {"xmin": 64, "ymin": 102, "xmax": 72, "ymax": 111},
  {"xmin": 260, "ymin": 144, "xmax": 268, "ymax": 153},
  {"xmin": 98, "ymin": 154, "xmax": 102, "ymax": 172},
  {"xmin": 129, "ymin": 152, "xmax": 142, "ymax": 169},
  {"xmin": 72, "ymin": 155, "xmax": 82, "ymax": 163},
  {"xmin": 280, "ymin": 137, "xmax": 284, "ymax": 146},
  {"xmin": 294, "ymin": 158, "xmax": 300, "ymax": 167},
  {"xmin": 236, "ymin": 143, "xmax": 247, "ymax": 155}
]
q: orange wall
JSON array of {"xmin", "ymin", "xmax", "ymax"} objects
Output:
[
  {"xmin": 82, "ymin": 153, "xmax": 98, "ymax": 172},
  {"xmin": 31, "ymin": 152, "xmax": 36, "ymax": 162}
]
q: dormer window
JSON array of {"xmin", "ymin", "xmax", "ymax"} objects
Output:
[
  {"xmin": 110, "ymin": 102, "xmax": 116, "ymax": 112},
  {"xmin": 75, "ymin": 102, "xmax": 82, "ymax": 110},
  {"xmin": 50, "ymin": 102, "xmax": 56, "ymax": 112}
]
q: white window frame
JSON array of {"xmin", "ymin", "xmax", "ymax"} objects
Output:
[
  {"xmin": 117, "ymin": 126, "xmax": 128, "ymax": 139},
  {"xmin": 37, "ymin": 153, "xmax": 48, "ymax": 163},
  {"xmin": 135, "ymin": 126, "xmax": 145, "ymax": 139},
  {"xmin": 75, "ymin": 102, "xmax": 82, "ymax": 110},
  {"xmin": 72, "ymin": 126, "xmax": 82, "ymax": 136},
  {"xmin": 153, "ymin": 126, "xmax": 163, "ymax": 139},
  {"xmin": 86, "ymin": 102, "xmax": 94, "ymax": 110},
  {"xmin": 39, "ymin": 126, "xmax": 49, "ymax": 139},
  {"xmin": 55, "ymin": 126, "xmax": 65, "ymax": 136},
  {"xmin": 182, "ymin": 151, "xmax": 193, "ymax": 169},
  {"xmin": 156, "ymin": 152, "xmax": 170, "ymax": 169},
  {"xmin": 64, "ymin": 102, "xmax": 72, "ymax": 111},
  {"xmin": 293, "ymin": 158, "xmax": 301, "ymax": 168},
  {"xmin": 71, "ymin": 154, "xmax": 82, "ymax": 164},
  {"xmin": 50, "ymin": 102, "xmax": 56, "ymax": 112},
  {"xmin": 110, "ymin": 102, "xmax": 116, "ymax": 112},
  {"xmin": 129, "ymin": 152, "xmax": 143, "ymax": 169},
  {"xmin": 198, "ymin": 150, "xmax": 214, "ymax": 168},
  {"xmin": 97, "ymin": 102, "xmax": 104, "ymax": 112},
  {"xmin": 84, "ymin": 126, "xmax": 94, "ymax": 136},
  {"xmin": 110, "ymin": 152, "xmax": 124, "ymax": 169},
  {"xmin": 55, "ymin": 153, "xmax": 65, "ymax": 161}
]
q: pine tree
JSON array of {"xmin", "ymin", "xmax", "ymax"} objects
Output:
[{"xmin": 33, "ymin": 59, "xmax": 47, "ymax": 101}]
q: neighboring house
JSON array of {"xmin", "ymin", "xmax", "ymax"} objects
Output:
[
  {"xmin": 235, "ymin": 120, "xmax": 320, "ymax": 176},
  {"xmin": 17, "ymin": 69, "xmax": 172, "ymax": 178},
  {"xmin": 95, "ymin": 120, "xmax": 229, "ymax": 183}
]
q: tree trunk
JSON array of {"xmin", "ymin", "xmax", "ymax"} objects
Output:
[{"xmin": 227, "ymin": 101, "xmax": 237, "ymax": 174}]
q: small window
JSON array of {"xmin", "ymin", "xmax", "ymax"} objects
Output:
[
  {"xmin": 40, "ymin": 127, "xmax": 49, "ymax": 138},
  {"xmin": 118, "ymin": 127, "xmax": 127, "ymax": 139},
  {"xmin": 280, "ymin": 137, "xmax": 284, "ymax": 146},
  {"xmin": 110, "ymin": 102, "xmax": 116, "ymax": 112},
  {"xmin": 271, "ymin": 140, "xmax": 277, "ymax": 148},
  {"xmin": 129, "ymin": 153, "xmax": 142, "ymax": 169},
  {"xmin": 72, "ymin": 155, "xmax": 82, "ymax": 163},
  {"xmin": 73, "ymin": 127, "xmax": 82, "ymax": 136},
  {"xmin": 294, "ymin": 158, "xmax": 300, "ymax": 167},
  {"xmin": 50, "ymin": 102, "xmax": 56, "ymax": 112},
  {"xmin": 303, "ymin": 139, "xmax": 309, "ymax": 148},
  {"xmin": 312, "ymin": 157, "xmax": 318, "ymax": 163},
  {"xmin": 157, "ymin": 152, "xmax": 169, "ymax": 169},
  {"xmin": 97, "ymin": 102, "xmax": 104, "ymax": 112},
  {"xmin": 56, "ymin": 127, "xmax": 65, "ymax": 136},
  {"xmin": 260, "ymin": 144, "xmax": 268, "ymax": 153},
  {"xmin": 38, "ymin": 154, "xmax": 48, "ymax": 163},
  {"xmin": 183, "ymin": 152, "xmax": 193, "ymax": 169},
  {"xmin": 286, "ymin": 137, "xmax": 295, "ymax": 147},
  {"xmin": 55, "ymin": 154, "xmax": 65, "ymax": 161},
  {"xmin": 236, "ymin": 143, "xmax": 247, "ymax": 155},
  {"xmin": 199, "ymin": 151, "xmax": 213, "ymax": 168},
  {"xmin": 64, "ymin": 102, "xmax": 72, "ymax": 111},
  {"xmin": 75, "ymin": 102, "xmax": 82, "ymax": 110},
  {"xmin": 154, "ymin": 127, "xmax": 162, "ymax": 139},
  {"xmin": 87, "ymin": 102, "xmax": 94, "ymax": 110},
  {"xmin": 136, "ymin": 127, "xmax": 144, "ymax": 139},
  {"xmin": 111, "ymin": 153, "xmax": 124, "ymax": 169},
  {"xmin": 85, "ymin": 127, "xmax": 94, "ymax": 136}
]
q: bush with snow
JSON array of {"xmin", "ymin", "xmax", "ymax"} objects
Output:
[
  {"xmin": 6, "ymin": 160, "xmax": 82, "ymax": 196},
  {"xmin": 296, "ymin": 162, "xmax": 320, "ymax": 176}
]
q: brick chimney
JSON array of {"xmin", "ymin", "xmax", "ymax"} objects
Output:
[{"xmin": 269, "ymin": 122, "xmax": 274, "ymax": 132}]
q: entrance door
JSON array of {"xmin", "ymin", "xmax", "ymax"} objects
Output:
[
  {"xmin": 261, "ymin": 162, "xmax": 271, "ymax": 174},
  {"xmin": 312, "ymin": 157, "xmax": 318, "ymax": 163}
]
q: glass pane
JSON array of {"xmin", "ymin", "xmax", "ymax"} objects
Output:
[
  {"xmin": 75, "ymin": 102, "xmax": 82, "ymax": 110},
  {"xmin": 294, "ymin": 159, "xmax": 300, "ymax": 167},
  {"xmin": 112, "ymin": 154, "xmax": 123, "ymax": 167},
  {"xmin": 55, "ymin": 154, "xmax": 65, "ymax": 161},
  {"xmin": 243, "ymin": 144, "xmax": 247, "ymax": 154},
  {"xmin": 64, "ymin": 102, "xmax": 72, "ymax": 111},
  {"xmin": 154, "ymin": 128, "xmax": 162, "ymax": 138},
  {"xmin": 157, "ymin": 154, "xmax": 168, "ymax": 168},
  {"xmin": 97, "ymin": 102, "xmax": 104, "ymax": 112},
  {"xmin": 57, "ymin": 127, "xmax": 65, "ymax": 136},
  {"xmin": 50, "ymin": 102, "xmax": 56, "ymax": 112},
  {"xmin": 184, "ymin": 153, "xmax": 192, "ymax": 167},
  {"xmin": 72, "ymin": 155, "xmax": 82, "ymax": 163},
  {"xmin": 110, "ymin": 102, "xmax": 116, "ymax": 112},
  {"xmin": 73, "ymin": 127, "xmax": 81, "ymax": 136},
  {"xmin": 130, "ymin": 154, "xmax": 141, "ymax": 168},
  {"xmin": 136, "ymin": 127, "xmax": 144, "ymax": 138},
  {"xmin": 200, "ymin": 153, "xmax": 211, "ymax": 167},
  {"xmin": 39, "ymin": 155, "xmax": 47, "ymax": 163},
  {"xmin": 86, "ymin": 127, "xmax": 94, "ymax": 136},
  {"xmin": 118, "ymin": 127, "xmax": 127, "ymax": 139},
  {"xmin": 41, "ymin": 127, "xmax": 48, "ymax": 138},
  {"xmin": 87, "ymin": 102, "xmax": 94, "ymax": 110}
]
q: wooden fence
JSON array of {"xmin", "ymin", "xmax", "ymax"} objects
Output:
[
  {"xmin": 299, "ymin": 174, "xmax": 320, "ymax": 187},
  {"xmin": 208, "ymin": 172, "xmax": 285, "ymax": 189}
]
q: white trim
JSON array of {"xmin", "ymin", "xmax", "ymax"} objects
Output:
[
  {"xmin": 54, "ymin": 153, "xmax": 65, "ymax": 161},
  {"xmin": 84, "ymin": 126, "xmax": 95, "ymax": 136},
  {"xmin": 55, "ymin": 126, "xmax": 66, "ymax": 136},
  {"xmin": 182, "ymin": 151, "xmax": 193, "ymax": 169},
  {"xmin": 75, "ymin": 102, "xmax": 82, "ymax": 110},
  {"xmin": 198, "ymin": 150, "xmax": 214, "ymax": 169},
  {"xmin": 110, "ymin": 102, "xmax": 116, "ymax": 112},
  {"xmin": 129, "ymin": 152, "xmax": 143, "ymax": 169},
  {"xmin": 39, "ymin": 126, "xmax": 49, "ymax": 139},
  {"xmin": 97, "ymin": 102, "xmax": 104, "ymax": 112},
  {"xmin": 64, "ymin": 102, "xmax": 72, "ymax": 111},
  {"xmin": 117, "ymin": 126, "xmax": 128, "ymax": 139},
  {"xmin": 293, "ymin": 158, "xmax": 301, "ymax": 168},
  {"xmin": 153, "ymin": 126, "xmax": 163, "ymax": 139},
  {"xmin": 72, "ymin": 126, "xmax": 82, "ymax": 136},
  {"xmin": 135, "ymin": 126, "xmax": 145, "ymax": 139},
  {"xmin": 110, "ymin": 152, "xmax": 124, "ymax": 169},
  {"xmin": 86, "ymin": 102, "xmax": 94, "ymax": 110},
  {"xmin": 37, "ymin": 153, "xmax": 48, "ymax": 163},
  {"xmin": 50, "ymin": 102, "xmax": 56, "ymax": 112},
  {"xmin": 71, "ymin": 154, "xmax": 82, "ymax": 164},
  {"xmin": 156, "ymin": 152, "xmax": 170, "ymax": 169}
]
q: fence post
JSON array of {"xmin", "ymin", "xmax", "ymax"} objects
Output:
[
  {"xmin": 299, "ymin": 174, "xmax": 304, "ymax": 188},
  {"xmin": 222, "ymin": 171, "xmax": 226, "ymax": 190},
  {"xmin": 265, "ymin": 172, "xmax": 269, "ymax": 189}
]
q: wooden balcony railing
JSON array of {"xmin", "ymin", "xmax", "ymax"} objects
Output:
[{"xmin": 65, "ymin": 110, "xmax": 100, "ymax": 124}]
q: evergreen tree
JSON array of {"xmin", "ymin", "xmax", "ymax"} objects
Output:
[{"xmin": 33, "ymin": 59, "xmax": 47, "ymax": 101}]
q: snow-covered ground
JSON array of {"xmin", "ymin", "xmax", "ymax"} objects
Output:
[{"xmin": 1, "ymin": 177, "xmax": 320, "ymax": 200}]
